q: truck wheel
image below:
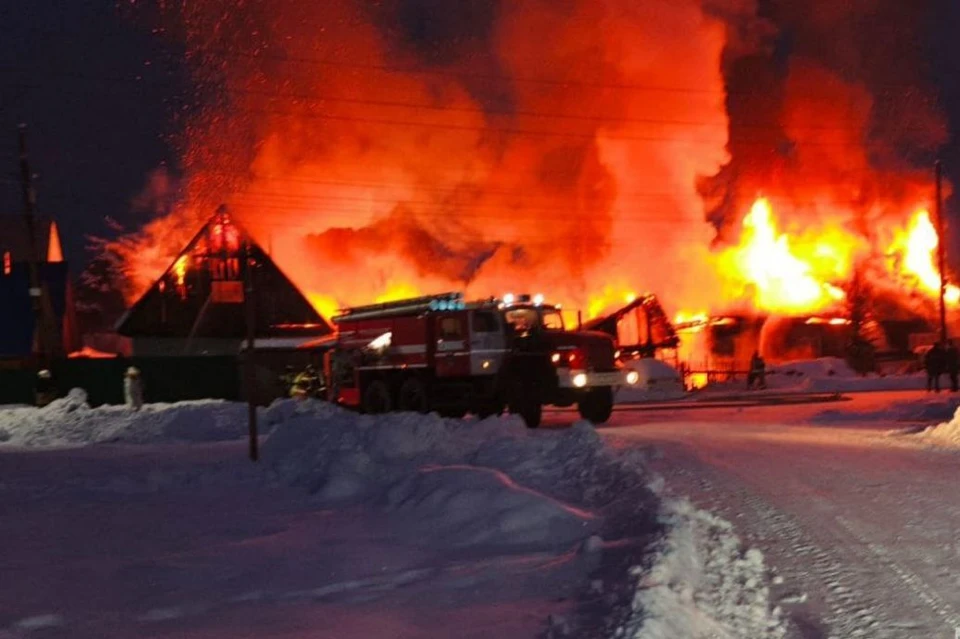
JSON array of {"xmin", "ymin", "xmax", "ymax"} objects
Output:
[
  {"xmin": 577, "ymin": 387, "xmax": 614, "ymax": 424},
  {"xmin": 398, "ymin": 377, "xmax": 429, "ymax": 413},
  {"xmin": 510, "ymin": 399, "xmax": 542, "ymax": 429},
  {"xmin": 362, "ymin": 380, "xmax": 392, "ymax": 414},
  {"xmin": 477, "ymin": 400, "xmax": 505, "ymax": 419}
]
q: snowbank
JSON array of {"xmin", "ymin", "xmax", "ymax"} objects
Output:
[
  {"xmin": 912, "ymin": 405, "xmax": 960, "ymax": 447},
  {"xmin": 618, "ymin": 499, "xmax": 786, "ymax": 639},
  {"xmin": 617, "ymin": 359, "xmax": 686, "ymax": 404},
  {"xmin": 261, "ymin": 401, "xmax": 785, "ymax": 635},
  {"xmin": 0, "ymin": 389, "xmax": 254, "ymax": 448},
  {"xmin": 261, "ymin": 400, "xmax": 650, "ymax": 551}
]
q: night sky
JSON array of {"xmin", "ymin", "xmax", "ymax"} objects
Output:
[
  {"xmin": 2, "ymin": 1, "xmax": 960, "ymax": 270},
  {"xmin": 0, "ymin": 1, "xmax": 187, "ymax": 267}
]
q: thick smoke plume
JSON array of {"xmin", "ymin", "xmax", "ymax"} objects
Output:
[
  {"xmin": 113, "ymin": 0, "xmax": 731, "ymax": 315},
  {"xmin": 111, "ymin": 0, "xmax": 951, "ymax": 320}
]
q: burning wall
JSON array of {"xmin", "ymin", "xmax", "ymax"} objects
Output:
[{"xmin": 109, "ymin": 0, "xmax": 954, "ymax": 332}]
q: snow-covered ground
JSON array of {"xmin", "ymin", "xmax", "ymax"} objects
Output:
[
  {"xmin": 0, "ymin": 395, "xmax": 787, "ymax": 638},
  {"xmin": 602, "ymin": 390, "xmax": 960, "ymax": 638},
  {"xmin": 700, "ymin": 357, "xmax": 928, "ymax": 395}
]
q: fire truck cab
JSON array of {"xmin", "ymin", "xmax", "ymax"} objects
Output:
[{"xmin": 325, "ymin": 292, "xmax": 638, "ymax": 427}]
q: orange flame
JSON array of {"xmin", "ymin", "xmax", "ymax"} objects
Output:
[
  {"xmin": 894, "ymin": 210, "xmax": 960, "ymax": 304},
  {"xmin": 715, "ymin": 198, "xmax": 850, "ymax": 314}
]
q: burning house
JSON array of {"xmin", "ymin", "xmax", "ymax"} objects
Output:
[
  {"xmin": 117, "ymin": 208, "xmax": 331, "ymax": 356},
  {"xmin": 0, "ymin": 214, "xmax": 78, "ymax": 361}
]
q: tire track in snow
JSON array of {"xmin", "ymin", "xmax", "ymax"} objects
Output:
[
  {"xmin": 833, "ymin": 514, "xmax": 960, "ymax": 632},
  {"xmin": 645, "ymin": 445, "xmax": 897, "ymax": 639}
]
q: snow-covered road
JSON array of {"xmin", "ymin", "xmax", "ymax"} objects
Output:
[{"xmin": 594, "ymin": 391, "xmax": 960, "ymax": 639}]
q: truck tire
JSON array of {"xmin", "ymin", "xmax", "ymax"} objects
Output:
[
  {"xmin": 477, "ymin": 400, "xmax": 505, "ymax": 420},
  {"xmin": 398, "ymin": 377, "xmax": 429, "ymax": 413},
  {"xmin": 362, "ymin": 380, "xmax": 392, "ymax": 414},
  {"xmin": 577, "ymin": 387, "xmax": 614, "ymax": 424},
  {"xmin": 510, "ymin": 399, "xmax": 542, "ymax": 429}
]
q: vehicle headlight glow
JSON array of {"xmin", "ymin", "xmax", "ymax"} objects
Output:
[
  {"xmin": 551, "ymin": 352, "xmax": 561, "ymax": 364},
  {"xmin": 626, "ymin": 371, "xmax": 640, "ymax": 385},
  {"xmin": 573, "ymin": 373, "xmax": 588, "ymax": 388}
]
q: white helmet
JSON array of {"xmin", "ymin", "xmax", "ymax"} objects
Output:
[
  {"xmin": 37, "ymin": 369, "xmax": 52, "ymax": 379},
  {"xmin": 126, "ymin": 367, "xmax": 141, "ymax": 377}
]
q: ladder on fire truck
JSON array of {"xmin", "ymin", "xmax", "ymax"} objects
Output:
[{"xmin": 332, "ymin": 292, "xmax": 468, "ymax": 323}]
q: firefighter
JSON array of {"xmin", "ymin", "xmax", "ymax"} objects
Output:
[
  {"xmin": 124, "ymin": 366, "xmax": 144, "ymax": 411},
  {"xmin": 35, "ymin": 369, "xmax": 56, "ymax": 407},
  {"xmin": 747, "ymin": 351, "xmax": 766, "ymax": 390},
  {"xmin": 945, "ymin": 340, "xmax": 959, "ymax": 393},
  {"xmin": 925, "ymin": 343, "xmax": 944, "ymax": 393},
  {"xmin": 290, "ymin": 365, "xmax": 319, "ymax": 401}
]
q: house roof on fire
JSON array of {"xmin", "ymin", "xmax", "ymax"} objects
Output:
[{"xmin": 116, "ymin": 210, "xmax": 331, "ymax": 340}]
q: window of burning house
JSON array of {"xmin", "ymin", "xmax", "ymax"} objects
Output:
[
  {"xmin": 2, "ymin": 251, "xmax": 10, "ymax": 276},
  {"xmin": 206, "ymin": 218, "xmax": 242, "ymax": 281},
  {"xmin": 617, "ymin": 309, "xmax": 648, "ymax": 347}
]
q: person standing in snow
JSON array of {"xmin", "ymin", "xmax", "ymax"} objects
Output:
[
  {"xmin": 924, "ymin": 343, "xmax": 944, "ymax": 393},
  {"xmin": 747, "ymin": 351, "xmax": 766, "ymax": 390},
  {"xmin": 944, "ymin": 340, "xmax": 959, "ymax": 393},
  {"xmin": 124, "ymin": 367, "xmax": 144, "ymax": 410},
  {"xmin": 34, "ymin": 369, "xmax": 56, "ymax": 407}
]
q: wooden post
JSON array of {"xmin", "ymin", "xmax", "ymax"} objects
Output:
[
  {"xmin": 936, "ymin": 160, "xmax": 948, "ymax": 343},
  {"xmin": 18, "ymin": 125, "xmax": 60, "ymax": 362},
  {"xmin": 244, "ymin": 231, "xmax": 258, "ymax": 461}
]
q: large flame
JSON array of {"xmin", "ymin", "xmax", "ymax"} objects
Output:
[
  {"xmin": 894, "ymin": 210, "xmax": 960, "ymax": 305},
  {"xmin": 716, "ymin": 198, "xmax": 849, "ymax": 314}
]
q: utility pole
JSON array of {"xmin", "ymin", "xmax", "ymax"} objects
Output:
[
  {"xmin": 936, "ymin": 160, "xmax": 948, "ymax": 343},
  {"xmin": 243, "ymin": 234, "xmax": 259, "ymax": 462},
  {"xmin": 18, "ymin": 125, "xmax": 59, "ymax": 363}
]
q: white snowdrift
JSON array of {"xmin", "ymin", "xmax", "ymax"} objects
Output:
[
  {"xmin": 262, "ymin": 401, "xmax": 785, "ymax": 636},
  {"xmin": 617, "ymin": 359, "xmax": 686, "ymax": 403},
  {"xmin": 912, "ymin": 405, "xmax": 960, "ymax": 447},
  {"xmin": 261, "ymin": 401, "xmax": 633, "ymax": 551},
  {"xmin": 618, "ymin": 498, "xmax": 786, "ymax": 639},
  {"xmin": 0, "ymin": 388, "xmax": 253, "ymax": 448}
]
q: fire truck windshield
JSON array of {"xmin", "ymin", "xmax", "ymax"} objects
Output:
[{"xmin": 504, "ymin": 307, "xmax": 565, "ymax": 332}]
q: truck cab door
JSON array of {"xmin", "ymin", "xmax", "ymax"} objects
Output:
[
  {"xmin": 469, "ymin": 309, "xmax": 507, "ymax": 376},
  {"xmin": 434, "ymin": 312, "xmax": 470, "ymax": 378}
]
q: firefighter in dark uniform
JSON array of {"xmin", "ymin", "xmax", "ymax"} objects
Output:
[
  {"xmin": 925, "ymin": 343, "xmax": 944, "ymax": 393},
  {"xmin": 945, "ymin": 340, "xmax": 960, "ymax": 393},
  {"xmin": 747, "ymin": 351, "xmax": 766, "ymax": 390}
]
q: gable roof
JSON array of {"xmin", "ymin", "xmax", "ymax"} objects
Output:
[
  {"xmin": 117, "ymin": 209, "xmax": 331, "ymax": 339},
  {"xmin": 0, "ymin": 214, "xmax": 62, "ymax": 263},
  {"xmin": 583, "ymin": 293, "xmax": 679, "ymax": 352}
]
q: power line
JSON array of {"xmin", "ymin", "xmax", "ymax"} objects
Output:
[{"xmin": 0, "ymin": 66, "xmax": 939, "ymax": 135}]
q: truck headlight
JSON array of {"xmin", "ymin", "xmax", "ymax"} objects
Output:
[
  {"xmin": 626, "ymin": 371, "xmax": 640, "ymax": 385},
  {"xmin": 573, "ymin": 373, "xmax": 588, "ymax": 388}
]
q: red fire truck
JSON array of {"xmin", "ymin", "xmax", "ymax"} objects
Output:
[{"xmin": 324, "ymin": 292, "xmax": 639, "ymax": 427}]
